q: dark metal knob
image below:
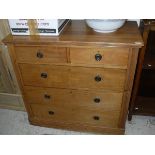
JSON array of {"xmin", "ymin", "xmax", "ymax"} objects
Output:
[
  {"xmin": 94, "ymin": 98, "xmax": 100, "ymax": 103},
  {"xmin": 41, "ymin": 73, "xmax": 47, "ymax": 78},
  {"xmin": 95, "ymin": 75, "xmax": 102, "ymax": 82},
  {"xmin": 48, "ymin": 111, "xmax": 54, "ymax": 115},
  {"xmin": 36, "ymin": 51, "xmax": 43, "ymax": 58},
  {"xmin": 93, "ymin": 116, "xmax": 100, "ymax": 120},
  {"xmin": 95, "ymin": 54, "xmax": 102, "ymax": 61},
  {"xmin": 44, "ymin": 94, "xmax": 51, "ymax": 99}
]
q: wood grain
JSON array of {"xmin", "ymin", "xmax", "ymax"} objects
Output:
[
  {"xmin": 3, "ymin": 21, "xmax": 143, "ymax": 48},
  {"xmin": 19, "ymin": 64, "xmax": 126, "ymax": 91},
  {"xmin": 19, "ymin": 64, "xmax": 70, "ymax": 88},
  {"xmin": 30, "ymin": 104, "xmax": 120, "ymax": 128},
  {"xmin": 2, "ymin": 20, "xmax": 143, "ymax": 134},
  {"xmin": 69, "ymin": 66, "xmax": 126, "ymax": 91},
  {"xmin": 15, "ymin": 46, "xmax": 67, "ymax": 63},
  {"xmin": 24, "ymin": 86, "xmax": 123, "ymax": 111},
  {"xmin": 70, "ymin": 47, "xmax": 129, "ymax": 69},
  {"xmin": 30, "ymin": 117, "xmax": 125, "ymax": 134}
]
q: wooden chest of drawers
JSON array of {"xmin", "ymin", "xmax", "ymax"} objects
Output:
[{"xmin": 3, "ymin": 20, "xmax": 143, "ymax": 134}]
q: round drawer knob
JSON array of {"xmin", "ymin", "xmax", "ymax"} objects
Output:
[
  {"xmin": 93, "ymin": 116, "xmax": 100, "ymax": 120},
  {"xmin": 41, "ymin": 73, "xmax": 47, "ymax": 78},
  {"xmin": 48, "ymin": 111, "xmax": 54, "ymax": 115},
  {"xmin": 94, "ymin": 75, "xmax": 102, "ymax": 82},
  {"xmin": 94, "ymin": 98, "xmax": 100, "ymax": 103},
  {"xmin": 95, "ymin": 53, "xmax": 102, "ymax": 61},
  {"xmin": 36, "ymin": 51, "xmax": 43, "ymax": 58},
  {"xmin": 44, "ymin": 94, "xmax": 51, "ymax": 99}
]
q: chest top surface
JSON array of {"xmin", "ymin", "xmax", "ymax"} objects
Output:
[{"xmin": 3, "ymin": 20, "xmax": 143, "ymax": 48}]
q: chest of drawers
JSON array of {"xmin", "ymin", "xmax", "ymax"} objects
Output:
[{"xmin": 3, "ymin": 20, "xmax": 143, "ymax": 134}]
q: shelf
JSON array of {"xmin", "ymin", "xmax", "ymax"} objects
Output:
[
  {"xmin": 133, "ymin": 96, "xmax": 155, "ymax": 116},
  {"xmin": 129, "ymin": 20, "xmax": 155, "ymax": 120},
  {"xmin": 138, "ymin": 69, "xmax": 155, "ymax": 97},
  {"xmin": 143, "ymin": 54, "xmax": 155, "ymax": 70}
]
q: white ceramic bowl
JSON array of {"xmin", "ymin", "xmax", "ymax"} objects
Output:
[{"xmin": 85, "ymin": 19, "xmax": 126, "ymax": 33}]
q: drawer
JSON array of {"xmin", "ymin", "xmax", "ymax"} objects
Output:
[
  {"xmin": 20, "ymin": 64, "xmax": 126, "ymax": 91},
  {"xmin": 24, "ymin": 86, "xmax": 123, "ymax": 111},
  {"xmin": 15, "ymin": 46, "xmax": 67, "ymax": 63},
  {"xmin": 70, "ymin": 47, "xmax": 129, "ymax": 68},
  {"xmin": 70, "ymin": 89, "xmax": 123, "ymax": 110},
  {"xmin": 30, "ymin": 104, "xmax": 120, "ymax": 128},
  {"xmin": 19, "ymin": 64, "xmax": 70, "ymax": 88},
  {"xmin": 24, "ymin": 86, "xmax": 70, "ymax": 106},
  {"xmin": 70, "ymin": 66, "xmax": 126, "ymax": 91}
]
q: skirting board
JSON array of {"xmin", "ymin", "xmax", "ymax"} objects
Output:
[{"xmin": 0, "ymin": 93, "xmax": 25, "ymax": 111}]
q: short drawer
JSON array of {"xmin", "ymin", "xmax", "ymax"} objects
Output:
[
  {"xmin": 19, "ymin": 64, "xmax": 70, "ymax": 88},
  {"xmin": 70, "ymin": 66, "xmax": 126, "ymax": 91},
  {"xmin": 24, "ymin": 86, "xmax": 123, "ymax": 111},
  {"xmin": 24, "ymin": 86, "xmax": 70, "ymax": 106},
  {"xmin": 30, "ymin": 104, "xmax": 120, "ymax": 128},
  {"xmin": 15, "ymin": 46, "xmax": 67, "ymax": 63},
  {"xmin": 70, "ymin": 47, "xmax": 129, "ymax": 68}
]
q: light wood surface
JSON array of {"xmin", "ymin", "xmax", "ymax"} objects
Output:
[
  {"xmin": 30, "ymin": 117, "xmax": 125, "ymax": 134},
  {"xmin": 19, "ymin": 64, "xmax": 126, "ymax": 91},
  {"xmin": 0, "ymin": 51, "xmax": 14, "ymax": 93},
  {"xmin": 3, "ymin": 20, "xmax": 143, "ymax": 134},
  {"xmin": 15, "ymin": 46, "xmax": 67, "ymax": 63},
  {"xmin": 3, "ymin": 21, "xmax": 143, "ymax": 48},
  {"xmin": 24, "ymin": 86, "xmax": 123, "ymax": 111},
  {"xmin": 70, "ymin": 47, "xmax": 130, "ymax": 68},
  {"xmin": 0, "ymin": 19, "xmax": 25, "ymax": 110},
  {"xmin": 30, "ymin": 104, "xmax": 120, "ymax": 128},
  {"xmin": 0, "ymin": 19, "xmax": 10, "ymax": 42},
  {"xmin": 118, "ymin": 48, "xmax": 139, "ymax": 128},
  {"xmin": 0, "ymin": 93, "xmax": 25, "ymax": 111}
]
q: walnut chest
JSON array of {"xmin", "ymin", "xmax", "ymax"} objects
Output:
[{"xmin": 3, "ymin": 20, "xmax": 143, "ymax": 134}]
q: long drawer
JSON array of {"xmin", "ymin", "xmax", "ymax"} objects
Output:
[
  {"xmin": 14, "ymin": 46, "xmax": 67, "ymax": 63},
  {"xmin": 30, "ymin": 104, "xmax": 120, "ymax": 128},
  {"xmin": 20, "ymin": 64, "xmax": 126, "ymax": 91},
  {"xmin": 24, "ymin": 86, "xmax": 123, "ymax": 111},
  {"xmin": 70, "ymin": 47, "xmax": 129, "ymax": 68}
]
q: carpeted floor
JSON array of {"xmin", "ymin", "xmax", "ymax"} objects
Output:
[{"xmin": 0, "ymin": 108, "xmax": 155, "ymax": 135}]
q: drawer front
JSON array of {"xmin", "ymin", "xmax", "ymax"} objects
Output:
[
  {"xmin": 19, "ymin": 64, "xmax": 70, "ymax": 88},
  {"xmin": 24, "ymin": 86, "xmax": 70, "ymax": 106},
  {"xmin": 70, "ymin": 47, "xmax": 129, "ymax": 68},
  {"xmin": 20, "ymin": 64, "xmax": 126, "ymax": 91},
  {"xmin": 24, "ymin": 86, "xmax": 123, "ymax": 111},
  {"xmin": 30, "ymin": 104, "xmax": 120, "ymax": 128},
  {"xmin": 70, "ymin": 89, "xmax": 123, "ymax": 110},
  {"xmin": 70, "ymin": 66, "xmax": 126, "ymax": 91},
  {"xmin": 15, "ymin": 46, "xmax": 67, "ymax": 63}
]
